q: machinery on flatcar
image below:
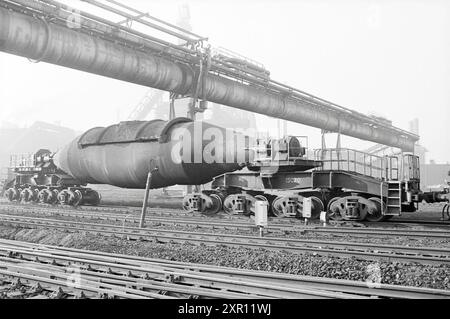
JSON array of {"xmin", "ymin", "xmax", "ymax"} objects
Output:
[
  {"xmin": 2, "ymin": 149, "xmax": 100, "ymax": 206},
  {"xmin": 183, "ymin": 136, "xmax": 449, "ymax": 222}
]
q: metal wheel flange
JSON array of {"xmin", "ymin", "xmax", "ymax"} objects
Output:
[
  {"xmin": 366, "ymin": 197, "xmax": 387, "ymax": 222},
  {"xmin": 271, "ymin": 196, "xmax": 297, "ymax": 218},
  {"xmin": 327, "ymin": 197, "xmax": 344, "ymax": 221},
  {"xmin": 203, "ymin": 194, "xmax": 222, "ymax": 215}
]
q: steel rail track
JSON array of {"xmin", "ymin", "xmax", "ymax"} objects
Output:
[
  {"xmin": 6, "ymin": 201, "xmax": 448, "ymax": 228},
  {"xmin": 11, "ymin": 204, "xmax": 450, "ymax": 233},
  {"xmin": 1, "ymin": 239, "xmax": 449, "ymax": 299},
  {"xmin": 0, "ymin": 214, "xmax": 449, "ymax": 265},
  {"xmin": 0, "ymin": 259, "xmax": 332, "ymax": 299},
  {"xmin": 3, "ymin": 199, "xmax": 450, "ymax": 228},
  {"xmin": 0, "ymin": 201, "xmax": 188, "ymax": 215},
  {"xmin": 0, "ymin": 204, "xmax": 293, "ymax": 231},
  {"xmin": 385, "ymin": 219, "xmax": 450, "ymax": 226},
  {"xmin": 2, "ymin": 210, "xmax": 449, "ymax": 256},
  {"xmin": 298, "ymin": 227, "xmax": 450, "ymax": 238},
  {"xmin": 0, "ymin": 267, "xmax": 167, "ymax": 299},
  {"xmin": 1, "ymin": 203, "xmax": 450, "ymax": 239},
  {"xmin": 0, "ymin": 259, "xmax": 258, "ymax": 299},
  {"xmin": 0, "ymin": 264, "xmax": 155, "ymax": 299},
  {"xmin": 84, "ymin": 204, "xmax": 450, "ymax": 228},
  {"xmin": 0, "ymin": 240, "xmax": 360, "ymax": 299}
]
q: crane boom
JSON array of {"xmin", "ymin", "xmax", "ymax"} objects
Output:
[{"xmin": 0, "ymin": 0, "xmax": 419, "ymax": 151}]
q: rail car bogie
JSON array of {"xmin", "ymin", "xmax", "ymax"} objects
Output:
[{"xmin": 2, "ymin": 149, "xmax": 100, "ymax": 207}]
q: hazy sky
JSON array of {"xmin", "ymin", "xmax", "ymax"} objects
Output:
[{"xmin": 0, "ymin": 0, "xmax": 449, "ymax": 163}]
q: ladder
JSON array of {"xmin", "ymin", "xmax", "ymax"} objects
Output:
[{"xmin": 386, "ymin": 181, "xmax": 402, "ymax": 216}]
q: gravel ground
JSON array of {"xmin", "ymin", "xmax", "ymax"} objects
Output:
[
  {"xmin": 0, "ymin": 225, "xmax": 448, "ymax": 290},
  {"xmin": 1, "ymin": 208, "xmax": 450, "ymax": 248}
]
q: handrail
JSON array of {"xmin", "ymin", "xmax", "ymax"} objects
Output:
[
  {"xmin": 315, "ymin": 148, "xmax": 385, "ymax": 180},
  {"xmin": 9, "ymin": 153, "xmax": 36, "ymax": 168},
  {"xmin": 315, "ymin": 148, "xmax": 420, "ymax": 182}
]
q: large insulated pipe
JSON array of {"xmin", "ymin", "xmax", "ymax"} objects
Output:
[
  {"xmin": 53, "ymin": 118, "xmax": 253, "ymax": 189},
  {"xmin": 0, "ymin": 6, "xmax": 416, "ymax": 151}
]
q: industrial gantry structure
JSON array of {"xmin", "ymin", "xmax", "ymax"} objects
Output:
[{"xmin": 0, "ymin": 0, "xmax": 418, "ymax": 150}]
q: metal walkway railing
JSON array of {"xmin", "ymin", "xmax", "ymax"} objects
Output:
[
  {"xmin": 9, "ymin": 154, "xmax": 35, "ymax": 169},
  {"xmin": 314, "ymin": 148, "xmax": 395, "ymax": 180}
]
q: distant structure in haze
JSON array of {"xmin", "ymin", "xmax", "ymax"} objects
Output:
[
  {"xmin": 407, "ymin": 118, "xmax": 448, "ymax": 187},
  {"xmin": 0, "ymin": 121, "xmax": 77, "ymax": 177},
  {"xmin": 409, "ymin": 118, "xmax": 427, "ymax": 164}
]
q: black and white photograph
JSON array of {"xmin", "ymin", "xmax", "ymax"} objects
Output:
[{"xmin": 0, "ymin": 0, "xmax": 449, "ymax": 309}]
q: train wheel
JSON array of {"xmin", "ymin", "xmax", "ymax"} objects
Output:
[
  {"xmin": 50, "ymin": 189, "xmax": 59, "ymax": 205},
  {"xmin": 366, "ymin": 197, "xmax": 386, "ymax": 222},
  {"xmin": 327, "ymin": 197, "xmax": 344, "ymax": 221},
  {"xmin": 203, "ymin": 194, "xmax": 222, "ymax": 216},
  {"xmin": 20, "ymin": 188, "xmax": 34, "ymax": 202},
  {"xmin": 87, "ymin": 190, "xmax": 101, "ymax": 206},
  {"xmin": 4, "ymin": 188, "xmax": 13, "ymax": 201},
  {"xmin": 271, "ymin": 196, "xmax": 292, "ymax": 218},
  {"xmin": 31, "ymin": 189, "xmax": 40, "ymax": 202},
  {"xmin": 222, "ymin": 194, "xmax": 255, "ymax": 215},
  {"xmin": 182, "ymin": 193, "xmax": 221, "ymax": 215},
  {"xmin": 182, "ymin": 196, "xmax": 194, "ymax": 211},
  {"xmin": 71, "ymin": 190, "xmax": 83, "ymax": 207},
  {"xmin": 29, "ymin": 188, "xmax": 38, "ymax": 202},
  {"xmin": 310, "ymin": 196, "xmax": 325, "ymax": 220},
  {"xmin": 357, "ymin": 201, "xmax": 369, "ymax": 221},
  {"xmin": 5, "ymin": 188, "xmax": 19, "ymax": 202},
  {"xmin": 65, "ymin": 190, "xmax": 75, "ymax": 205},
  {"xmin": 223, "ymin": 195, "xmax": 238, "ymax": 215},
  {"xmin": 78, "ymin": 189, "xmax": 101, "ymax": 206},
  {"xmin": 19, "ymin": 189, "xmax": 26, "ymax": 202},
  {"xmin": 58, "ymin": 190, "xmax": 69, "ymax": 205},
  {"xmin": 38, "ymin": 189, "xmax": 52, "ymax": 204}
]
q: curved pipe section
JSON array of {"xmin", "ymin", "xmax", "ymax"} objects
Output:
[{"xmin": 53, "ymin": 118, "xmax": 253, "ymax": 189}]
